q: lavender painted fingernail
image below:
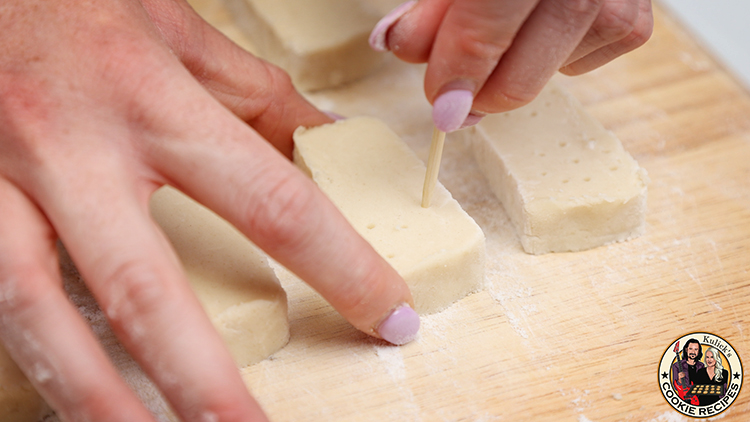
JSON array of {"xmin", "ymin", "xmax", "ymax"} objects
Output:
[
  {"xmin": 377, "ymin": 304, "xmax": 420, "ymax": 345},
  {"xmin": 459, "ymin": 112, "xmax": 484, "ymax": 129},
  {"xmin": 433, "ymin": 90, "xmax": 474, "ymax": 132},
  {"xmin": 369, "ymin": 1, "xmax": 417, "ymax": 52}
]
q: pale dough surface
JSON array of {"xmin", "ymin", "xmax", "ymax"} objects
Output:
[
  {"xmin": 222, "ymin": 0, "xmax": 383, "ymax": 91},
  {"xmin": 293, "ymin": 117, "xmax": 486, "ymax": 314},
  {"xmin": 150, "ymin": 186, "xmax": 289, "ymax": 368},
  {"xmin": 469, "ymin": 82, "xmax": 649, "ymax": 254}
]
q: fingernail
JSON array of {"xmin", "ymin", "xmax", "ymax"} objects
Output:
[
  {"xmin": 433, "ymin": 89, "xmax": 474, "ymax": 132},
  {"xmin": 459, "ymin": 112, "xmax": 485, "ymax": 129},
  {"xmin": 377, "ymin": 304, "xmax": 420, "ymax": 345},
  {"xmin": 324, "ymin": 111, "xmax": 346, "ymax": 121},
  {"xmin": 369, "ymin": 1, "xmax": 417, "ymax": 52}
]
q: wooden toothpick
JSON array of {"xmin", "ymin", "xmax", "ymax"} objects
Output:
[{"xmin": 421, "ymin": 126, "xmax": 446, "ymax": 208}]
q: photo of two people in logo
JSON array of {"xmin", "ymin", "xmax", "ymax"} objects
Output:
[{"xmin": 671, "ymin": 338, "xmax": 730, "ymax": 405}]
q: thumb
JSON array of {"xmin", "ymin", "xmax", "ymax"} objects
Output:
[{"xmin": 143, "ymin": 0, "xmax": 331, "ymax": 158}]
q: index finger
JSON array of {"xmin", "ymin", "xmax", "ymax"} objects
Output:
[{"xmin": 148, "ymin": 82, "xmax": 419, "ymax": 345}]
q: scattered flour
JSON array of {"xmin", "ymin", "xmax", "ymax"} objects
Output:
[{"xmin": 374, "ymin": 346, "xmax": 405, "ymax": 382}]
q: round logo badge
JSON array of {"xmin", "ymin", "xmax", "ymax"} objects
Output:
[{"xmin": 659, "ymin": 332, "xmax": 743, "ymax": 418}]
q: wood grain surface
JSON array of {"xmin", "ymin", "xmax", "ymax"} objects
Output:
[{"xmin": 178, "ymin": 1, "xmax": 750, "ymax": 421}]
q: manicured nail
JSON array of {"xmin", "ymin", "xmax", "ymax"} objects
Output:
[
  {"xmin": 433, "ymin": 89, "xmax": 474, "ymax": 132},
  {"xmin": 459, "ymin": 112, "xmax": 484, "ymax": 129},
  {"xmin": 377, "ymin": 304, "xmax": 420, "ymax": 345},
  {"xmin": 369, "ymin": 1, "xmax": 417, "ymax": 52},
  {"xmin": 324, "ymin": 111, "xmax": 346, "ymax": 121}
]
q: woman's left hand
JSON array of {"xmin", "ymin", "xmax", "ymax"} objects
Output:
[{"xmin": 370, "ymin": 0, "xmax": 654, "ymax": 131}]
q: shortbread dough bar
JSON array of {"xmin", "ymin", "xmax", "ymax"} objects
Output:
[
  {"xmin": 294, "ymin": 117, "xmax": 486, "ymax": 314},
  {"xmin": 151, "ymin": 186, "xmax": 289, "ymax": 367},
  {"xmin": 223, "ymin": 0, "xmax": 383, "ymax": 91},
  {"xmin": 469, "ymin": 82, "xmax": 648, "ymax": 254}
]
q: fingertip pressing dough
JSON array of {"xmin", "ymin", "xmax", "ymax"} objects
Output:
[
  {"xmin": 293, "ymin": 117, "xmax": 486, "ymax": 314},
  {"xmin": 469, "ymin": 82, "xmax": 648, "ymax": 254},
  {"xmin": 0, "ymin": 343, "xmax": 51, "ymax": 422},
  {"xmin": 222, "ymin": 0, "xmax": 383, "ymax": 91},
  {"xmin": 150, "ymin": 186, "xmax": 289, "ymax": 368}
]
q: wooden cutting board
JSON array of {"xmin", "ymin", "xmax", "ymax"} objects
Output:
[{"xmin": 163, "ymin": 1, "xmax": 750, "ymax": 420}]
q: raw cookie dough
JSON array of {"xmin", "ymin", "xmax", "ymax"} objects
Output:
[
  {"xmin": 293, "ymin": 117, "xmax": 486, "ymax": 314},
  {"xmin": 0, "ymin": 343, "xmax": 51, "ymax": 422},
  {"xmin": 222, "ymin": 0, "xmax": 383, "ymax": 91},
  {"xmin": 469, "ymin": 82, "xmax": 648, "ymax": 254},
  {"xmin": 150, "ymin": 186, "xmax": 289, "ymax": 367}
]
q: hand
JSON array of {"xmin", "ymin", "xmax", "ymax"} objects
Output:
[
  {"xmin": 0, "ymin": 0, "xmax": 416, "ymax": 420},
  {"xmin": 370, "ymin": 0, "xmax": 653, "ymax": 131}
]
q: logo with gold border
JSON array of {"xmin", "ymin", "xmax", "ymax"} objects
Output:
[{"xmin": 659, "ymin": 332, "xmax": 743, "ymax": 418}]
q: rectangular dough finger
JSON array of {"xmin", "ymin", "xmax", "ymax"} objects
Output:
[
  {"xmin": 469, "ymin": 81, "xmax": 648, "ymax": 254},
  {"xmin": 293, "ymin": 117, "xmax": 486, "ymax": 314},
  {"xmin": 222, "ymin": 0, "xmax": 383, "ymax": 91}
]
